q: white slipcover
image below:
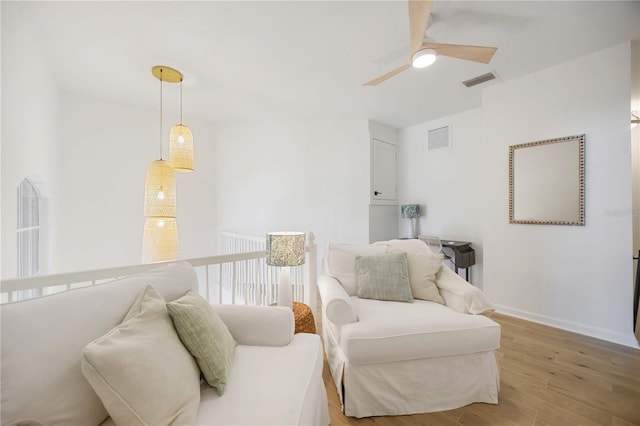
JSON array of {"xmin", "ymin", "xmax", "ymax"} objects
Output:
[
  {"xmin": 1, "ymin": 262, "xmax": 329, "ymax": 426},
  {"xmin": 321, "ymin": 240, "xmax": 501, "ymax": 418}
]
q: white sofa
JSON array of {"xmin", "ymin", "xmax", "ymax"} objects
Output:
[
  {"xmin": 319, "ymin": 239, "xmax": 500, "ymax": 418},
  {"xmin": 1, "ymin": 262, "xmax": 329, "ymax": 426}
]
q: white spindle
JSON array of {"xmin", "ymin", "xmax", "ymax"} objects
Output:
[
  {"xmin": 218, "ymin": 264, "xmax": 223, "ymax": 304},
  {"xmin": 205, "ymin": 265, "xmax": 210, "ymax": 303}
]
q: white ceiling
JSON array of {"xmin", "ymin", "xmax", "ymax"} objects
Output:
[{"xmin": 5, "ymin": 1, "xmax": 640, "ymax": 128}]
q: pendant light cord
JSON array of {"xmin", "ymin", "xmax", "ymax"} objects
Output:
[
  {"xmin": 159, "ymin": 69, "xmax": 163, "ymax": 160},
  {"xmin": 180, "ymin": 79, "xmax": 184, "ymax": 125}
]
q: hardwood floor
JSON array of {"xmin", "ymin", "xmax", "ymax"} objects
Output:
[{"xmin": 324, "ymin": 313, "xmax": 640, "ymax": 425}]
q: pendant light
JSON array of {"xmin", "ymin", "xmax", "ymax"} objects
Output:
[
  {"xmin": 142, "ymin": 217, "xmax": 178, "ymax": 263},
  {"xmin": 143, "ymin": 160, "xmax": 176, "ymax": 217},
  {"xmin": 169, "ymin": 76, "xmax": 194, "ymax": 172},
  {"xmin": 142, "ymin": 66, "xmax": 181, "ymax": 262}
]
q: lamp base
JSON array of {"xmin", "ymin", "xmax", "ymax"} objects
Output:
[
  {"xmin": 277, "ymin": 267, "xmax": 293, "ymax": 308},
  {"xmin": 406, "ymin": 218, "xmax": 419, "ymax": 239}
]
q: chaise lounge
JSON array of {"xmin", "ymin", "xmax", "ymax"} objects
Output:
[{"xmin": 319, "ymin": 238, "xmax": 501, "ymax": 418}]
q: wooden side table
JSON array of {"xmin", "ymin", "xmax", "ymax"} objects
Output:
[{"xmin": 292, "ymin": 302, "xmax": 316, "ymax": 334}]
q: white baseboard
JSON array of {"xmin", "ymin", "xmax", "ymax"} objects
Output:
[{"xmin": 494, "ymin": 304, "xmax": 640, "ymax": 350}]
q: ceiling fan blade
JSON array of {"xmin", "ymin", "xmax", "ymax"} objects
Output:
[
  {"xmin": 363, "ymin": 62, "xmax": 412, "ymax": 86},
  {"xmin": 422, "ymin": 41, "xmax": 497, "ymax": 64},
  {"xmin": 409, "ymin": 0, "xmax": 433, "ymax": 55}
]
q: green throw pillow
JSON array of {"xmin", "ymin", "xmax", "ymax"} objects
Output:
[
  {"xmin": 167, "ymin": 291, "xmax": 237, "ymax": 394},
  {"xmin": 356, "ymin": 252, "xmax": 414, "ymax": 303}
]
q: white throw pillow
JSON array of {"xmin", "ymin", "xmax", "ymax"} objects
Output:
[
  {"xmin": 81, "ymin": 285, "xmax": 201, "ymax": 426},
  {"xmin": 376, "ymin": 238, "xmax": 432, "ymax": 254},
  {"xmin": 406, "ymin": 252, "xmax": 445, "ymax": 304},
  {"xmin": 324, "ymin": 243, "xmax": 388, "ymax": 296}
]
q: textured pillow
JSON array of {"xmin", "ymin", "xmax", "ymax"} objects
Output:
[
  {"xmin": 81, "ymin": 285, "xmax": 200, "ymax": 426},
  {"xmin": 167, "ymin": 290, "xmax": 237, "ymax": 394},
  {"xmin": 356, "ymin": 253, "xmax": 413, "ymax": 302},
  {"xmin": 324, "ymin": 243, "xmax": 388, "ymax": 296},
  {"xmin": 407, "ymin": 252, "xmax": 445, "ymax": 304}
]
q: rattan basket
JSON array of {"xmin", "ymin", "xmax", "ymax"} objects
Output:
[{"xmin": 293, "ymin": 302, "xmax": 316, "ymax": 334}]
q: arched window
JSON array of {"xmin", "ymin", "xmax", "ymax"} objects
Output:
[
  {"xmin": 17, "ymin": 178, "xmax": 40, "ymax": 278},
  {"xmin": 16, "ymin": 177, "xmax": 47, "ymax": 301}
]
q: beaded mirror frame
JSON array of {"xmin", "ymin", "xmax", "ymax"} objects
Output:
[{"xmin": 509, "ymin": 134, "xmax": 585, "ymax": 226}]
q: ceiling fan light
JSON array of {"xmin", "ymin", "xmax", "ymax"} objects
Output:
[{"xmin": 412, "ymin": 48, "xmax": 437, "ymax": 68}]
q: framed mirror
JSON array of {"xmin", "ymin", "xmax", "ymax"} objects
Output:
[{"xmin": 509, "ymin": 134, "xmax": 585, "ymax": 225}]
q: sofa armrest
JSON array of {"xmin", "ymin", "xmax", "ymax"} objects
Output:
[
  {"xmin": 210, "ymin": 304, "xmax": 294, "ymax": 347},
  {"xmin": 318, "ymin": 274, "xmax": 358, "ymax": 325},
  {"xmin": 436, "ymin": 267, "xmax": 494, "ymax": 315}
]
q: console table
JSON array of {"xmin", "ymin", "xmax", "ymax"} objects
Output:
[{"xmin": 441, "ymin": 240, "xmax": 475, "ymax": 283}]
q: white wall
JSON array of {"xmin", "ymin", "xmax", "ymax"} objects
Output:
[
  {"xmin": 2, "ymin": 85, "xmax": 217, "ymax": 277},
  {"xmin": 54, "ymin": 91, "xmax": 217, "ymax": 273},
  {"xmin": 481, "ymin": 42, "xmax": 635, "ymax": 347},
  {"xmin": 398, "ymin": 42, "xmax": 637, "ymax": 347},
  {"xmin": 1, "ymin": 10, "xmax": 60, "ymax": 278},
  {"xmin": 399, "ymin": 108, "xmax": 485, "ymax": 288},
  {"xmin": 215, "ymin": 120, "xmax": 371, "ymax": 266}
]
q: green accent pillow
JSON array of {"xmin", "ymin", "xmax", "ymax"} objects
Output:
[
  {"xmin": 167, "ymin": 291, "xmax": 237, "ymax": 394},
  {"xmin": 356, "ymin": 252, "xmax": 414, "ymax": 303}
]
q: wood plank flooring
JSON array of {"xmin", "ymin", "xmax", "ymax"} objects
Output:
[{"xmin": 324, "ymin": 313, "xmax": 640, "ymax": 426}]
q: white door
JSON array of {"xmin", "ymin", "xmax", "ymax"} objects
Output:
[{"xmin": 371, "ymin": 139, "xmax": 397, "ymax": 203}]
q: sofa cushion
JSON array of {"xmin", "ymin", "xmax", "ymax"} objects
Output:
[
  {"xmin": 196, "ymin": 334, "xmax": 329, "ymax": 426},
  {"xmin": 406, "ymin": 252, "xmax": 445, "ymax": 304},
  {"xmin": 375, "ymin": 238, "xmax": 432, "ymax": 254},
  {"xmin": 356, "ymin": 253, "xmax": 413, "ymax": 303},
  {"xmin": 340, "ymin": 298, "xmax": 501, "ymax": 365},
  {"xmin": 167, "ymin": 290, "xmax": 237, "ymax": 393},
  {"xmin": 0, "ymin": 262, "xmax": 198, "ymax": 426},
  {"xmin": 324, "ymin": 243, "xmax": 388, "ymax": 296},
  {"xmin": 81, "ymin": 285, "xmax": 201, "ymax": 426}
]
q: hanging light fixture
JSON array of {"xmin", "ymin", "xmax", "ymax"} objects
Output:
[
  {"xmin": 169, "ymin": 73, "xmax": 194, "ymax": 172},
  {"xmin": 142, "ymin": 217, "xmax": 179, "ymax": 263},
  {"xmin": 143, "ymin": 160, "xmax": 176, "ymax": 217},
  {"xmin": 142, "ymin": 66, "xmax": 181, "ymax": 263},
  {"xmin": 412, "ymin": 48, "xmax": 437, "ymax": 68}
]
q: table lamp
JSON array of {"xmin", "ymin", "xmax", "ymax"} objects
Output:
[
  {"xmin": 401, "ymin": 204, "xmax": 421, "ymax": 238},
  {"xmin": 266, "ymin": 232, "xmax": 306, "ymax": 308}
]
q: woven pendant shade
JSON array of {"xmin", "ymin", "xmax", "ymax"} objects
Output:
[
  {"xmin": 142, "ymin": 217, "xmax": 179, "ymax": 263},
  {"xmin": 169, "ymin": 124, "xmax": 194, "ymax": 172},
  {"xmin": 144, "ymin": 160, "xmax": 176, "ymax": 217}
]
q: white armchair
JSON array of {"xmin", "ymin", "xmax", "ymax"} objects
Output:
[{"xmin": 319, "ymin": 239, "xmax": 500, "ymax": 418}]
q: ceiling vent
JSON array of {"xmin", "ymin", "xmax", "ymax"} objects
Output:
[{"xmin": 462, "ymin": 72, "xmax": 497, "ymax": 88}]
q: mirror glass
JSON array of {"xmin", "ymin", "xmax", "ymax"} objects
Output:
[{"xmin": 509, "ymin": 134, "xmax": 585, "ymax": 225}]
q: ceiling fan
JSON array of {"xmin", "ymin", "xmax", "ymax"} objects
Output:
[{"xmin": 363, "ymin": 0, "xmax": 498, "ymax": 86}]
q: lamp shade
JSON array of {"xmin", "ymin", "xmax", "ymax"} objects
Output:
[
  {"xmin": 401, "ymin": 204, "xmax": 420, "ymax": 219},
  {"xmin": 144, "ymin": 160, "xmax": 176, "ymax": 218},
  {"xmin": 142, "ymin": 217, "xmax": 179, "ymax": 263},
  {"xmin": 169, "ymin": 124, "xmax": 194, "ymax": 172},
  {"xmin": 266, "ymin": 232, "xmax": 306, "ymax": 267}
]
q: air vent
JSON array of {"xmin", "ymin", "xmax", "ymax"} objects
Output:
[
  {"xmin": 427, "ymin": 125, "xmax": 451, "ymax": 151},
  {"xmin": 462, "ymin": 72, "xmax": 497, "ymax": 88}
]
